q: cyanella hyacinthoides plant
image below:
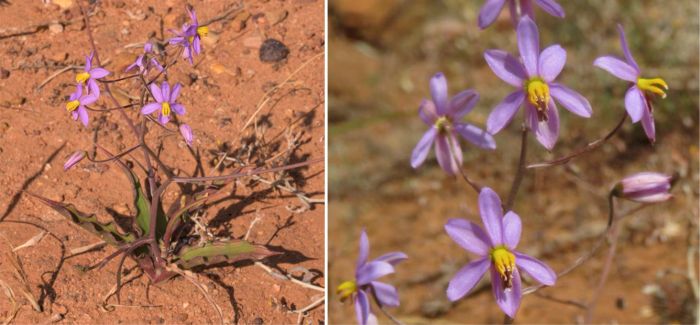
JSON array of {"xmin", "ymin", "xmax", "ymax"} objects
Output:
[
  {"xmin": 484, "ymin": 16, "xmax": 592, "ymax": 150},
  {"xmin": 36, "ymin": 3, "xmax": 321, "ymax": 318},
  {"xmin": 593, "ymin": 24, "xmax": 668, "ymax": 143},
  {"xmin": 445, "ymin": 187, "xmax": 556, "ymax": 318},
  {"xmin": 411, "ymin": 73, "xmax": 496, "ymax": 175},
  {"xmin": 337, "ymin": 230, "xmax": 407, "ymax": 325}
]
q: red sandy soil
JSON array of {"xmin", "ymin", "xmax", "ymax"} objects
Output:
[{"xmin": 0, "ymin": 0, "xmax": 324, "ymax": 324}]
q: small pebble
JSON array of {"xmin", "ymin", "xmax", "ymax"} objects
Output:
[
  {"xmin": 0, "ymin": 68, "xmax": 9, "ymax": 79},
  {"xmin": 259, "ymin": 39, "xmax": 289, "ymax": 63}
]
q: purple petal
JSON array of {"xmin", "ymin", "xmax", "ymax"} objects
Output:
[
  {"xmin": 80, "ymin": 94, "xmax": 98, "ymax": 106},
  {"xmin": 449, "ymin": 89, "xmax": 479, "ymax": 120},
  {"xmin": 624, "ymin": 86, "xmax": 645, "ymax": 123},
  {"xmin": 69, "ymin": 84, "xmax": 82, "ymax": 101},
  {"xmin": 593, "ymin": 56, "xmax": 638, "ymax": 82},
  {"xmin": 158, "ymin": 113, "xmax": 170, "ymax": 125},
  {"xmin": 84, "ymin": 52, "xmax": 93, "ymax": 71},
  {"xmin": 535, "ymin": 0, "xmax": 565, "ymax": 18},
  {"xmin": 355, "ymin": 290, "xmax": 370, "ymax": 325},
  {"xmin": 141, "ymin": 102, "xmax": 161, "ymax": 115},
  {"xmin": 125, "ymin": 61, "xmax": 139, "ymax": 73},
  {"xmin": 371, "ymin": 281, "xmax": 400, "ymax": 307},
  {"xmin": 502, "ymin": 211, "xmax": 522, "ymax": 250},
  {"xmin": 520, "ymin": 0, "xmax": 535, "ymax": 19},
  {"xmin": 169, "ymin": 36, "xmax": 185, "ymax": 44},
  {"xmin": 486, "ymin": 90, "xmax": 525, "ymax": 134},
  {"xmin": 171, "ymin": 83, "xmax": 182, "ymax": 101},
  {"xmin": 517, "ymin": 16, "xmax": 540, "ymax": 77},
  {"xmin": 434, "ymin": 133, "xmax": 462, "ymax": 175},
  {"xmin": 446, "ymin": 257, "xmax": 490, "ymax": 301},
  {"xmin": 429, "ymin": 73, "xmax": 449, "ymax": 115},
  {"xmin": 454, "ymin": 123, "xmax": 496, "ymax": 150},
  {"xmin": 418, "ymin": 99, "xmax": 438, "ymax": 125},
  {"xmin": 171, "ymin": 103, "xmax": 186, "ymax": 115},
  {"xmin": 410, "ymin": 128, "xmax": 437, "ymax": 169},
  {"xmin": 187, "ymin": 7, "xmax": 198, "ymax": 26},
  {"xmin": 490, "ymin": 266, "xmax": 521, "ymax": 318},
  {"xmin": 484, "ymin": 50, "xmax": 527, "ymax": 87},
  {"xmin": 514, "ymin": 252, "xmax": 557, "ymax": 285},
  {"xmin": 63, "ymin": 151, "xmax": 85, "ymax": 171},
  {"xmin": 89, "ymin": 68, "xmax": 110, "ymax": 79},
  {"xmin": 161, "ymin": 81, "xmax": 171, "ymax": 101},
  {"xmin": 88, "ymin": 79, "xmax": 100, "ymax": 97},
  {"xmin": 78, "ymin": 106, "xmax": 89, "ymax": 127},
  {"xmin": 150, "ymin": 83, "xmax": 163, "ymax": 102},
  {"xmin": 357, "ymin": 230, "xmax": 370, "ymax": 269},
  {"xmin": 374, "ymin": 252, "xmax": 408, "ymax": 266},
  {"xmin": 356, "ymin": 261, "xmax": 394, "ymax": 285},
  {"xmin": 549, "ymin": 83, "xmax": 592, "ymax": 117},
  {"xmin": 640, "ymin": 102, "xmax": 656, "ymax": 143},
  {"xmin": 479, "ymin": 187, "xmax": 504, "ymax": 245},
  {"xmin": 179, "ymin": 124, "xmax": 193, "ymax": 146},
  {"xmin": 478, "ymin": 0, "xmax": 507, "ymax": 29},
  {"xmin": 193, "ymin": 36, "xmax": 202, "ymax": 55},
  {"xmin": 525, "ymin": 102, "xmax": 559, "ymax": 150},
  {"xmin": 507, "ymin": 0, "xmax": 518, "ymax": 26},
  {"xmin": 538, "ymin": 44, "xmax": 566, "ymax": 82},
  {"xmin": 617, "ymin": 24, "xmax": 640, "ymax": 72},
  {"xmin": 150, "ymin": 58, "xmax": 165, "ymax": 73},
  {"xmin": 444, "ymin": 218, "xmax": 492, "ymax": 256}
]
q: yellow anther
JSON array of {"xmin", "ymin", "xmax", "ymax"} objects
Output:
[
  {"xmin": 434, "ymin": 116, "xmax": 451, "ymax": 134},
  {"xmin": 161, "ymin": 102, "xmax": 171, "ymax": 117},
  {"xmin": 197, "ymin": 26, "xmax": 209, "ymax": 38},
  {"xmin": 75, "ymin": 72, "xmax": 91, "ymax": 84},
  {"xmin": 336, "ymin": 280, "xmax": 357, "ymax": 302},
  {"xmin": 637, "ymin": 77, "xmax": 668, "ymax": 99},
  {"xmin": 524, "ymin": 78, "xmax": 550, "ymax": 120},
  {"xmin": 66, "ymin": 100, "xmax": 80, "ymax": 112},
  {"xmin": 490, "ymin": 246, "xmax": 516, "ymax": 288}
]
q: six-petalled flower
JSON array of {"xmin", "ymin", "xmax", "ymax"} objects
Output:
[
  {"xmin": 65, "ymin": 84, "xmax": 97, "ymax": 127},
  {"xmin": 141, "ymin": 81, "xmax": 186, "ymax": 125},
  {"xmin": 75, "ymin": 51, "xmax": 110, "ymax": 98}
]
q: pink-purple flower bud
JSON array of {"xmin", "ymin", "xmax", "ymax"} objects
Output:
[
  {"xmin": 63, "ymin": 150, "xmax": 86, "ymax": 171},
  {"xmin": 613, "ymin": 172, "xmax": 675, "ymax": 203},
  {"xmin": 179, "ymin": 124, "xmax": 193, "ymax": 147}
]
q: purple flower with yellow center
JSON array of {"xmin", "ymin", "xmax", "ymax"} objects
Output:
[
  {"xmin": 141, "ymin": 81, "xmax": 185, "ymax": 125},
  {"xmin": 411, "ymin": 73, "xmax": 496, "ymax": 175},
  {"xmin": 125, "ymin": 42, "xmax": 164, "ymax": 74},
  {"xmin": 445, "ymin": 187, "xmax": 556, "ymax": 318},
  {"xmin": 479, "ymin": 0, "xmax": 564, "ymax": 30},
  {"xmin": 613, "ymin": 172, "xmax": 674, "ymax": 203},
  {"xmin": 336, "ymin": 230, "xmax": 407, "ymax": 325},
  {"xmin": 484, "ymin": 16, "xmax": 592, "ymax": 150},
  {"xmin": 169, "ymin": 7, "xmax": 209, "ymax": 64},
  {"xmin": 65, "ymin": 84, "xmax": 97, "ymax": 127},
  {"xmin": 75, "ymin": 51, "xmax": 110, "ymax": 97},
  {"xmin": 593, "ymin": 24, "xmax": 668, "ymax": 144}
]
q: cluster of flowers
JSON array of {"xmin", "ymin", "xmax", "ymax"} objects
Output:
[
  {"xmin": 62, "ymin": 6, "xmax": 211, "ymax": 170},
  {"xmin": 339, "ymin": 0, "xmax": 675, "ymax": 323}
]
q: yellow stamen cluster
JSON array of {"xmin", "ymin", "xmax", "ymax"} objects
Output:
[
  {"xmin": 197, "ymin": 26, "xmax": 209, "ymax": 38},
  {"xmin": 161, "ymin": 102, "xmax": 171, "ymax": 117},
  {"xmin": 336, "ymin": 280, "xmax": 357, "ymax": 302},
  {"xmin": 66, "ymin": 100, "xmax": 80, "ymax": 112},
  {"xmin": 637, "ymin": 77, "xmax": 668, "ymax": 99},
  {"xmin": 524, "ymin": 78, "xmax": 550, "ymax": 121},
  {"xmin": 434, "ymin": 116, "xmax": 451, "ymax": 134},
  {"xmin": 490, "ymin": 246, "xmax": 516, "ymax": 289},
  {"xmin": 75, "ymin": 72, "xmax": 91, "ymax": 84}
]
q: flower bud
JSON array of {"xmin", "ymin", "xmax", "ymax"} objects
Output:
[
  {"xmin": 63, "ymin": 150, "xmax": 86, "ymax": 171},
  {"xmin": 179, "ymin": 124, "xmax": 194, "ymax": 147},
  {"xmin": 613, "ymin": 172, "xmax": 674, "ymax": 203}
]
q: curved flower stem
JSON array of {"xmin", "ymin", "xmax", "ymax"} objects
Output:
[
  {"xmin": 87, "ymin": 144, "xmax": 140, "ymax": 163},
  {"xmin": 505, "ymin": 127, "xmax": 528, "ymax": 211},
  {"xmin": 446, "ymin": 134, "xmax": 481, "ymax": 194},
  {"xmin": 369, "ymin": 289, "xmax": 405, "ymax": 325},
  {"xmin": 607, "ymin": 192, "xmax": 616, "ymax": 228},
  {"xmin": 98, "ymin": 74, "xmax": 140, "ymax": 83},
  {"xmin": 527, "ymin": 112, "xmax": 627, "ymax": 169},
  {"xmin": 84, "ymin": 103, "xmax": 137, "ymax": 112},
  {"xmin": 584, "ymin": 219, "xmax": 622, "ymax": 324}
]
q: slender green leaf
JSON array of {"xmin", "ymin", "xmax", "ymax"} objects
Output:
[{"xmin": 175, "ymin": 240, "xmax": 279, "ymax": 269}]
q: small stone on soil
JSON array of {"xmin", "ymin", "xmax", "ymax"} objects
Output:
[
  {"xmin": 259, "ymin": 39, "xmax": 289, "ymax": 63},
  {"xmin": 0, "ymin": 68, "xmax": 9, "ymax": 79}
]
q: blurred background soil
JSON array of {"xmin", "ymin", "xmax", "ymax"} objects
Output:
[
  {"xmin": 329, "ymin": 0, "xmax": 699, "ymax": 324},
  {"xmin": 0, "ymin": 0, "xmax": 324, "ymax": 324}
]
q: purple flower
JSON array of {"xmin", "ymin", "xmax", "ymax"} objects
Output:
[
  {"xmin": 125, "ymin": 42, "xmax": 164, "ymax": 74},
  {"xmin": 179, "ymin": 124, "xmax": 194, "ymax": 147},
  {"xmin": 140, "ymin": 81, "xmax": 185, "ymax": 125},
  {"xmin": 613, "ymin": 172, "xmax": 674, "ymax": 203},
  {"xmin": 593, "ymin": 24, "xmax": 668, "ymax": 144},
  {"xmin": 411, "ymin": 73, "xmax": 496, "ymax": 175},
  {"xmin": 168, "ymin": 7, "xmax": 209, "ymax": 64},
  {"xmin": 479, "ymin": 0, "xmax": 564, "ymax": 30},
  {"xmin": 65, "ymin": 84, "xmax": 97, "ymax": 127},
  {"xmin": 75, "ymin": 51, "xmax": 110, "ymax": 97},
  {"xmin": 63, "ymin": 150, "xmax": 86, "ymax": 171},
  {"xmin": 445, "ymin": 187, "xmax": 556, "ymax": 318},
  {"xmin": 336, "ymin": 230, "xmax": 407, "ymax": 325},
  {"xmin": 484, "ymin": 16, "xmax": 592, "ymax": 150}
]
